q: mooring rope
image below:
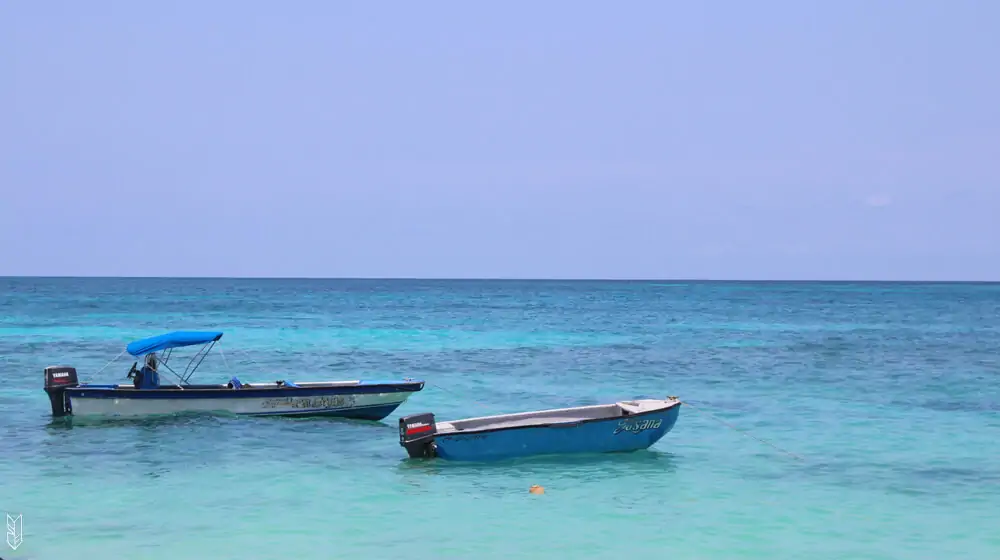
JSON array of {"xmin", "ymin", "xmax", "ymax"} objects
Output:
[
  {"xmin": 226, "ymin": 346, "xmax": 264, "ymax": 374},
  {"xmin": 429, "ymin": 382, "xmax": 495, "ymax": 410},
  {"xmin": 681, "ymin": 400, "xmax": 805, "ymax": 462},
  {"xmin": 93, "ymin": 349, "xmax": 128, "ymax": 377},
  {"xmin": 217, "ymin": 344, "xmax": 230, "ymax": 371}
]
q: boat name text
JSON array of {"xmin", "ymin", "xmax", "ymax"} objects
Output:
[
  {"xmin": 614, "ymin": 418, "xmax": 663, "ymax": 435},
  {"xmin": 261, "ymin": 395, "xmax": 357, "ymax": 410}
]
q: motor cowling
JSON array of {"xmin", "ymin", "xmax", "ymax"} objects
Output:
[
  {"xmin": 43, "ymin": 366, "xmax": 79, "ymax": 416},
  {"xmin": 399, "ymin": 413, "xmax": 438, "ymax": 458}
]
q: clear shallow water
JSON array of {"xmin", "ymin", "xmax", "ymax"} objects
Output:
[{"xmin": 1, "ymin": 278, "xmax": 999, "ymax": 559}]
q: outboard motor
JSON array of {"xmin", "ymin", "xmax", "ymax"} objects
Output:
[
  {"xmin": 43, "ymin": 366, "xmax": 79, "ymax": 416},
  {"xmin": 399, "ymin": 413, "xmax": 438, "ymax": 459}
]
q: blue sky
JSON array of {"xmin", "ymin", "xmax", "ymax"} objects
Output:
[{"xmin": 2, "ymin": 1, "xmax": 998, "ymax": 280}]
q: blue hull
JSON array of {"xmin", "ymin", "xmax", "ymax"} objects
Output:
[{"xmin": 431, "ymin": 403, "xmax": 680, "ymax": 462}]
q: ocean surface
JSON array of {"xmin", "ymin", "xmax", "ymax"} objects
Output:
[{"xmin": 1, "ymin": 278, "xmax": 998, "ymax": 559}]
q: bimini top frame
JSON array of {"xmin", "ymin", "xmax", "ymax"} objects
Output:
[{"xmin": 124, "ymin": 331, "xmax": 224, "ymax": 386}]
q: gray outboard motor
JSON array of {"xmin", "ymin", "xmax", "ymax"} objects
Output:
[
  {"xmin": 43, "ymin": 366, "xmax": 79, "ymax": 416},
  {"xmin": 399, "ymin": 413, "xmax": 438, "ymax": 458}
]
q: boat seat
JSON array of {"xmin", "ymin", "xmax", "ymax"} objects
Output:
[{"xmin": 618, "ymin": 401, "xmax": 644, "ymax": 415}]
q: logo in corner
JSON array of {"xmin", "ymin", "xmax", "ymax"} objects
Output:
[{"xmin": 5, "ymin": 513, "xmax": 22, "ymax": 551}]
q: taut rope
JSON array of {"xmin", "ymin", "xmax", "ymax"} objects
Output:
[{"xmin": 681, "ymin": 400, "xmax": 805, "ymax": 461}]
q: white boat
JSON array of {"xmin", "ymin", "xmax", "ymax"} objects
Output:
[{"xmin": 43, "ymin": 331, "xmax": 425, "ymax": 420}]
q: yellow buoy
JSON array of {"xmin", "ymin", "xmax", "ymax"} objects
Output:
[{"xmin": 529, "ymin": 485, "xmax": 545, "ymax": 495}]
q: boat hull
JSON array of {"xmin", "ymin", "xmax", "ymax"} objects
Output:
[
  {"xmin": 430, "ymin": 401, "xmax": 680, "ymax": 462},
  {"xmin": 63, "ymin": 381, "xmax": 423, "ymax": 421}
]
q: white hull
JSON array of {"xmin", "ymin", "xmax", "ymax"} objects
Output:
[{"xmin": 68, "ymin": 390, "xmax": 415, "ymax": 419}]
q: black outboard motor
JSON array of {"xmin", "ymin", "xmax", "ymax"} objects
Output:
[
  {"xmin": 399, "ymin": 413, "xmax": 438, "ymax": 458},
  {"xmin": 43, "ymin": 366, "xmax": 79, "ymax": 416}
]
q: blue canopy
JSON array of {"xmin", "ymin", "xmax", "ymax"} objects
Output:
[{"xmin": 126, "ymin": 331, "xmax": 224, "ymax": 357}]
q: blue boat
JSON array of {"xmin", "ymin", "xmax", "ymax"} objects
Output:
[
  {"xmin": 398, "ymin": 398, "xmax": 681, "ymax": 461},
  {"xmin": 43, "ymin": 330, "xmax": 424, "ymax": 421}
]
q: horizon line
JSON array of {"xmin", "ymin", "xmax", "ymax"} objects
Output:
[{"xmin": 1, "ymin": 275, "xmax": 998, "ymax": 284}]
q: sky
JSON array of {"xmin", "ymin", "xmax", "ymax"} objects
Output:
[{"xmin": 2, "ymin": 0, "xmax": 998, "ymax": 280}]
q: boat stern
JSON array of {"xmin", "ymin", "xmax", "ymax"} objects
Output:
[
  {"xmin": 399, "ymin": 412, "xmax": 438, "ymax": 458},
  {"xmin": 43, "ymin": 365, "xmax": 80, "ymax": 417}
]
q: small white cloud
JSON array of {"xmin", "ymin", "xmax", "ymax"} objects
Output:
[{"xmin": 864, "ymin": 193, "xmax": 893, "ymax": 207}]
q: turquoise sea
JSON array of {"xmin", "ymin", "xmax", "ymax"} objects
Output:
[{"xmin": 2, "ymin": 278, "xmax": 998, "ymax": 559}]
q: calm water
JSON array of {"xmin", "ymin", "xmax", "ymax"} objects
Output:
[{"xmin": 1, "ymin": 278, "xmax": 999, "ymax": 559}]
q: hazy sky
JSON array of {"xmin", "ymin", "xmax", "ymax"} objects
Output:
[{"xmin": 3, "ymin": 1, "xmax": 998, "ymax": 280}]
